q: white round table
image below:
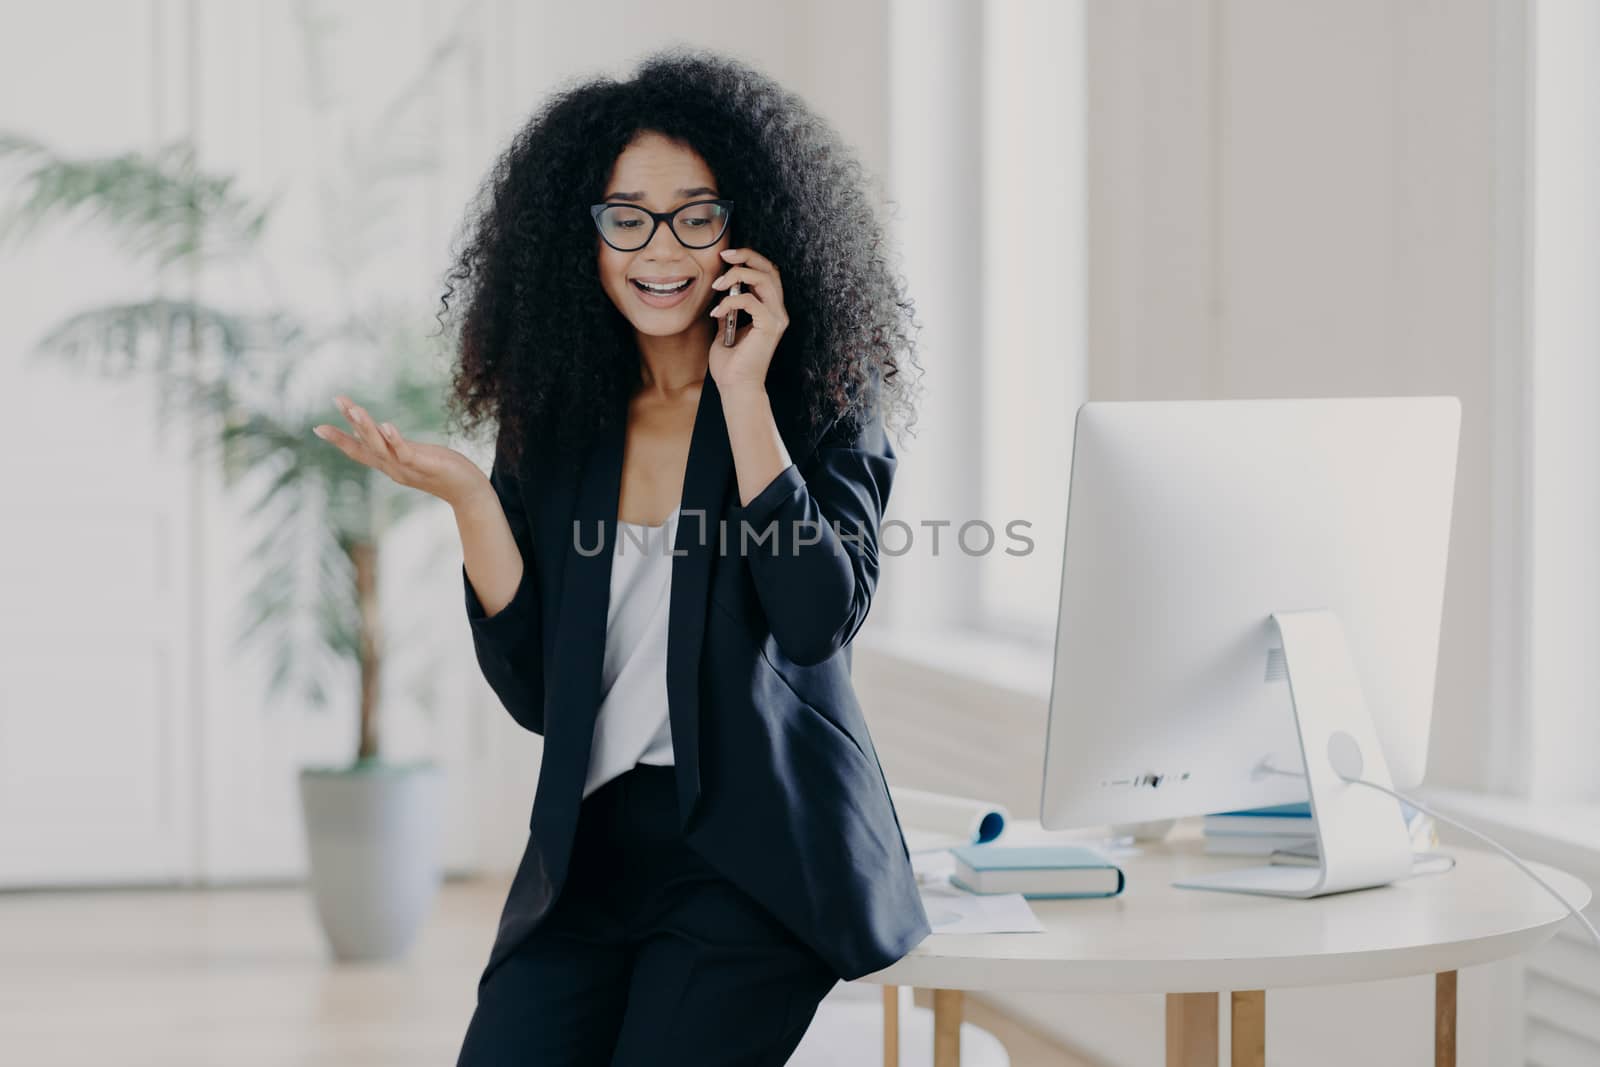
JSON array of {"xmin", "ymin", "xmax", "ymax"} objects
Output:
[{"xmin": 856, "ymin": 835, "xmax": 1591, "ymax": 1067}]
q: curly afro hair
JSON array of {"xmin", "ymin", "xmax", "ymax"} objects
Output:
[{"xmin": 436, "ymin": 45, "xmax": 925, "ymax": 473}]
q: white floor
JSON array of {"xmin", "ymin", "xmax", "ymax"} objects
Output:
[
  {"xmin": 0, "ymin": 875, "xmax": 1077, "ymax": 1066},
  {"xmin": 1, "ymin": 878, "xmax": 495, "ymax": 1066}
]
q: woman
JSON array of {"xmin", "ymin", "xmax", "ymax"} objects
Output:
[{"xmin": 315, "ymin": 47, "xmax": 927, "ymax": 1065}]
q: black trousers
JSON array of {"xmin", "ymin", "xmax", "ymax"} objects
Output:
[{"xmin": 456, "ymin": 762, "xmax": 840, "ymax": 1065}]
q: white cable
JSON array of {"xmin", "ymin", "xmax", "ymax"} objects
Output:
[
  {"xmin": 1407, "ymin": 850, "xmax": 1457, "ymax": 874},
  {"xmin": 1261, "ymin": 763, "xmax": 1600, "ymax": 952},
  {"xmin": 1342, "ymin": 775, "xmax": 1600, "ymax": 953}
]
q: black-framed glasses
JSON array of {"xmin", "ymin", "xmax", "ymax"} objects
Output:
[{"xmin": 590, "ymin": 198, "xmax": 734, "ymax": 252}]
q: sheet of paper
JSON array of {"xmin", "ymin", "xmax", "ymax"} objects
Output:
[
  {"xmin": 918, "ymin": 882, "xmax": 1045, "ymax": 934},
  {"xmin": 910, "ymin": 847, "xmax": 1044, "ymax": 934}
]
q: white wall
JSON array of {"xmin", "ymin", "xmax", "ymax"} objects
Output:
[
  {"xmin": 878, "ymin": 0, "xmax": 985, "ymax": 637},
  {"xmin": 859, "ymin": 1, "xmax": 1537, "ymax": 1063},
  {"xmin": 0, "ymin": 0, "xmax": 898, "ymax": 884},
  {"xmin": 1087, "ymin": 0, "xmax": 1526, "ymax": 798},
  {"xmin": 1526, "ymin": 0, "xmax": 1600, "ymax": 805},
  {"xmin": 0, "ymin": 1, "xmax": 214, "ymax": 886},
  {"xmin": 1034, "ymin": 1, "xmax": 1535, "ymax": 1063}
]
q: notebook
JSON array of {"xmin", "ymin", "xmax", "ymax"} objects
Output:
[
  {"xmin": 1203, "ymin": 833, "xmax": 1319, "ymax": 857},
  {"xmin": 947, "ymin": 844, "xmax": 1125, "ymax": 899},
  {"xmin": 1202, "ymin": 802, "xmax": 1313, "ymax": 836},
  {"xmin": 1204, "ymin": 800, "xmax": 1431, "ymax": 841}
]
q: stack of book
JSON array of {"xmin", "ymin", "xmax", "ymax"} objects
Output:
[{"xmin": 1201, "ymin": 800, "xmax": 1437, "ymax": 858}]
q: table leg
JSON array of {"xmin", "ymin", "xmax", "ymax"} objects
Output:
[
  {"xmin": 1230, "ymin": 991, "xmax": 1265, "ymax": 1067},
  {"xmin": 1166, "ymin": 992, "xmax": 1219, "ymax": 1067},
  {"xmin": 882, "ymin": 985, "xmax": 899, "ymax": 1067},
  {"xmin": 1436, "ymin": 970, "xmax": 1457, "ymax": 1067},
  {"xmin": 933, "ymin": 988, "xmax": 963, "ymax": 1067}
]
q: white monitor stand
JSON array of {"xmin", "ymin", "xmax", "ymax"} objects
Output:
[{"xmin": 1171, "ymin": 610, "xmax": 1415, "ymax": 897}]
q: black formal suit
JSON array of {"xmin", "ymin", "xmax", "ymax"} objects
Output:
[{"xmin": 460, "ymin": 372, "xmax": 931, "ymax": 998}]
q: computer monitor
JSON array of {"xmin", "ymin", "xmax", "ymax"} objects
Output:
[{"xmin": 1038, "ymin": 396, "xmax": 1461, "ymax": 897}]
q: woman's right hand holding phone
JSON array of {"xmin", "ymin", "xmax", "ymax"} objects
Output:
[{"xmin": 314, "ymin": 394, "xmax": 493, "ymax": 515}]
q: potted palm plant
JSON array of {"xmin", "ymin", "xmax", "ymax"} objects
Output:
[{"xmin": 0, "ymin": 20, "xmax": 472, "ymax": 958}]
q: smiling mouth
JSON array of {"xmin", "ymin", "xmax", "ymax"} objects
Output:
[{"xmin": 631, "ymin": 278, "xmax": 693, "ymax": 296}]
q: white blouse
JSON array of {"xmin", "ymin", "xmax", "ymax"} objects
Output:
[{"xmin": 581, "ymin": 504, "xmax": 683, "ymax": 800}]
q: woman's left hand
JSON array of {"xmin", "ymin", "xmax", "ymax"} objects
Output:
[{"xmin": 707, "ymin": 246, "xmax": 789, "ymax": 396}]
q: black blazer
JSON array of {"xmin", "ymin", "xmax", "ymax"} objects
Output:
[{"xmin": 461, "ymin": 373, "xmax": 930, "ymax": 991}]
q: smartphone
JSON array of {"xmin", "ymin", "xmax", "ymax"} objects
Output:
[{"xmin": 723, "ymin": 281, "xmax": 742, "ymax": 346}]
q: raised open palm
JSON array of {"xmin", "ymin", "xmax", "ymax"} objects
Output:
[{"xmin": 314, "ymin": 394, "xmax": 487, "ymax": 509}]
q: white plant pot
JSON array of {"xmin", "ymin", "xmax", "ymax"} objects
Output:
[{"xmin": 297, "ymin": 762, "xmax": 444, "ymax": 962}]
